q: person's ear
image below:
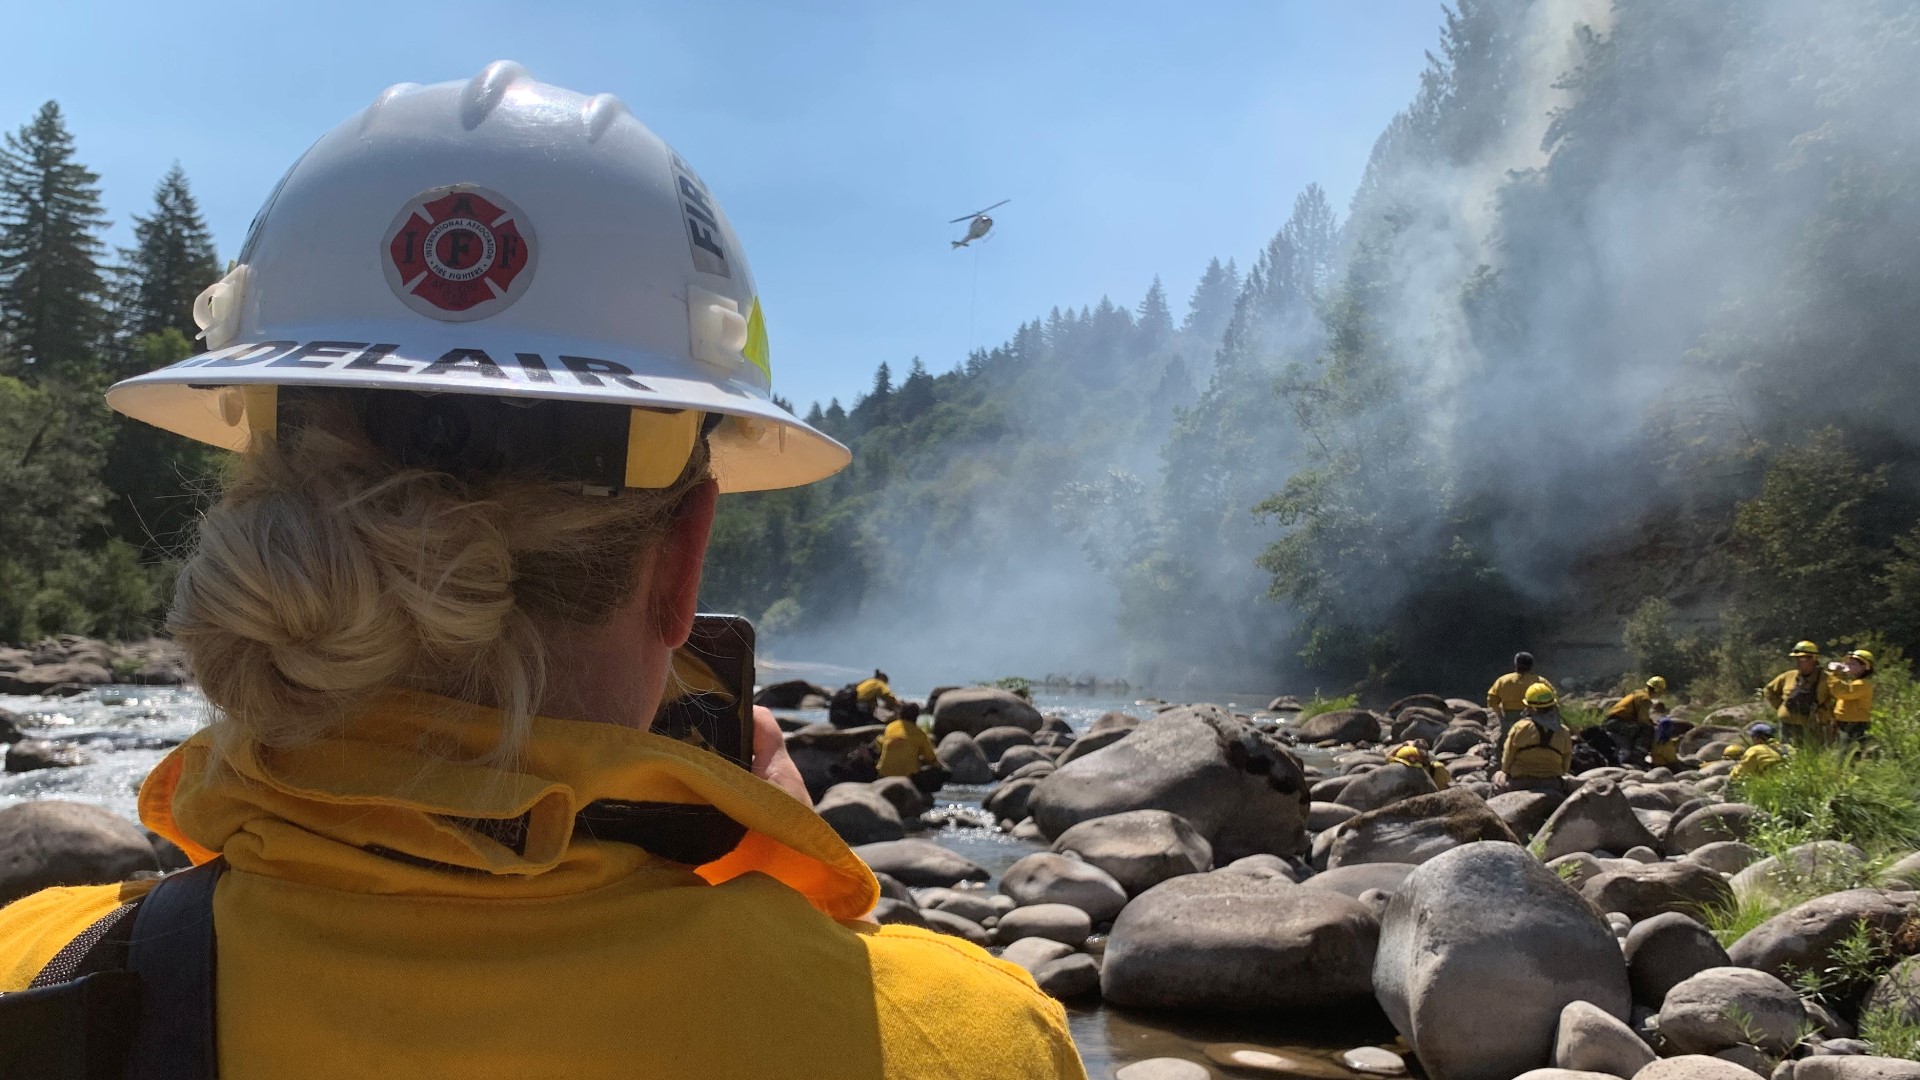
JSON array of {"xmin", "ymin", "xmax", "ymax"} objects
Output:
[{"xmin": 650, "ymin": 479, "xmax": 719, "ymax": 649}]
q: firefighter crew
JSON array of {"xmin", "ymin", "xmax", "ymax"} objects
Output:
[
  {"xmin": 1603, "ymin": 675, "xmax": 1665, "ymax": 765},
  {"xmin": 0, "ymin": 64, "xmax": 1084, "ymax": 1080},
  {"xmin": 1764, "ymin": 640, "xmax": 1836, "ymax": 743},
  {"xmin": 1487, "ymin": 652, "xmax": 1554, "ymax": 743},
  {"xmin": 1496, "ymin": 682, "xmax": 1574, "ymax": 794}
]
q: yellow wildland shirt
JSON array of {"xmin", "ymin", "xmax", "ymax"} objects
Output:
[
  {"xmin": 855, "ymin": 677, "xmax": 897, "ymax": 707},
  {"xmin": 875, "ymin": 719, "xmax": 940, "ymax": 777},
  {"xmin": 1606, "ymin": 689, "xmax": 1654, "ymax": 727},
  {"xmin": 0, "ymin": 692, "xmax": 1084, "ymax": 1080},
  {"xmin": 1729, "ymin": 741, "xmax": 1784, "ymax": 782},
  {"xmin": 1487, "ymin": 672, "xmax": 1554, "ymax": 714},
  {"xmin": 1501, "ymin": 717, "xmax": 1573, "ymax": 779},
  {"xmin": 1831, "ymin": 677, "xmax": 1874, "ymax": 725}
]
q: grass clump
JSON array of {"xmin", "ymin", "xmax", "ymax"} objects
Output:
[{"xmin": 1299, "ymin": 693, "xmax": 1359, "ymax": 721}]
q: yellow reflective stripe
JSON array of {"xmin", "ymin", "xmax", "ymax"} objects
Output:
[{"xmin": 742, "ymin": 296, "xmax": 770, "ymax": 378}]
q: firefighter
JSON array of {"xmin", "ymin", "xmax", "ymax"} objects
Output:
[
  {"xmin": 1496, "ymin": 682, "xmax": 1573, "ymax": 794},
  {"xmin": 1487, "ymin": 651, "xmax": 1554, "ymax": 743},
  {"xmin": 1764, "ymin": 641, "xmax": 1836, "ymax": 743},
  {"xmin": 1603, "ymin": 675, "xmax": 1665, "ymax": 765}
]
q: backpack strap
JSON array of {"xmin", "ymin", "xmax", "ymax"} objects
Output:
[{"xmin": 124, "ymin": 858, "xmax": 226, "ymax": 1080}]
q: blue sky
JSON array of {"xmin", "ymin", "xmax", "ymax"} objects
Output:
[{"xmin": 10, "ymin": 1, "xmax": 1442, "ymax": 410}]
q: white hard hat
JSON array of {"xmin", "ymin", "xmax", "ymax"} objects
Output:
[{"xmin": 105, "ymin": 60, "xmax": 848, "ymax": 493}]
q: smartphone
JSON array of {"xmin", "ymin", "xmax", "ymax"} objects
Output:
[{"xmin": 653, "ymin": 613, "xmax": 756, "ymax": 769}]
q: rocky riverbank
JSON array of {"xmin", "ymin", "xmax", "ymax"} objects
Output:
[
  {"xmin": 0, "ymin": 636, "xmax": 189, "ymax": 695},
  {"xmin": 798, "ymin": 688, "xmax": 1920, "ymax": 1080}
]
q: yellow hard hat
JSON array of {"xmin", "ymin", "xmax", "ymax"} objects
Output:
[
  {"xmin": 1646, "ymin": 676, "xmax": 1667, "ymax": 694},
  {"xmin": 1790, "ymin": 640, "xmax": 1821, "ymax": 657},
  {"xmin": 1389, "ymin": 744, "xmax": 1425, "ymax": 766},
  {"xmin": 1849, "ymin": 649, "xmax": 1876, "ymax": 671},
  {"xmin": 1523, "ymin": 683, "xmax": 1558, "ymax": 708}
]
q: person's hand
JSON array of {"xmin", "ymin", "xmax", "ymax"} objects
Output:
[{"xmin": 750, "ymin": 705, "xmax": 810, "ymax": 804}]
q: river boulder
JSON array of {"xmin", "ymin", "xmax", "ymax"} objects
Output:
[
  {"xmin": 931, "ymin": 688, "xmax": 1043, "ymax": 738},
  {"xmin": 1552, "ymin": 1000, "xmax": 1656, "ymax": 1078},
  {"xmin": 1535, "ymin": 780, "xmax": 1659, "ymax": 861},
  {"xmin": 814, "ymin": 784, "xmax": 905, "ymax": 845},
  {"xmin": 1334, "ymin": 763, "xmax": 1437, "ymax": 813},
  {"xmin": 1000, "ymin": 851, "xmax": 1130, "ymax": 922},
  {"xmin": 1300, "ymin": 862, "xmax": 1416, "ymax": 900},
  {"xmin": 974, "ymin": 726, "xmax": 1037, "ymax": 763},
  {"xmin": 1296, "ymin": 709, "xmax": 1384, "ymax": 745},
  {"xmin": 1581, "ymin": 861, "xmax": 1734, "ymax": 921},
  {"xmin": 1487, "ymin": 790, "xmax": 1564, "ymax": 840},
  {"xmin": 1658, "ymin": 967, "xmax": 1807, "ymax": 1054},
  {"xmin": 1327, "ymin": 788, "xmax": 1518, "ymax": 869},
  {"xmin": 753, "ymin": 679, "xmax": 831, "ymax": 709},
  {"xmin": 1027, "ymin": 705, "xmax": 1311, "ymax": 862},
  {"xmin": 0, "ymin": 799, "xmax": 160, "ymax": 904},
  {"xmin": 1624, "ymin": 912, "xmax": 1731, "ymax": 1007},
  {"xmin": 982, "ymin": 777, "xmax": 1042, "ymax": 824},
  {"xmin": 1728, "ymin": 887, "xmax": 1916, "ymax": 979},
  {"xmin": 1729, "ymin": 841, "xmax": 1868, "ymax": 904},
  {"xmin": 1051, "ymin": 810, "xmax": 1212, "ymax": 897},
  {"xmin": 1102, "ymin": 870, "xmax": 1379, "ymax": 1010},
  {"xmin": 935, "ymin": 732, "xmax": 995, "ymax": 784},
  {"xmin": 1666, "ymin": 802, "xmax": 1756, "ymax": 853},
  {"xmin": 995, "ymin": 902, "xmax": 1092, "ymax": 947},
  {"xmin": 1373, "ymin": 842, "xmax": 1629, "ymax": 1080},
  {"xmin": 853, "ymin": 839, "xmax": 989, "ymax": 888}
]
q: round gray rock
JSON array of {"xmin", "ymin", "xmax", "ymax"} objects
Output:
[
  {"xmin": 1536, "ymin": 780, "xmax": 1660, "ymax": 862},
  {"xmin": 1102, "ymin": 869, "xmax": 1379, "ymax": 1011},
  {"xmin": 996, "ymin": 902, "xmax": 1092, "ymax": 946},
  {"xmin": 935, "ymin": 731, "xmax": 996, "ymax": 785},
  {"xmin": 1624, "ymin": 912, "xmax": 1731, "ymax": 1007},
  {"xmin": 854, "ymin": 839, "xmax": 990, "ymax": 888},
  {"xmin": 1028, "ymin": 704, "xmax": 1311, "ymax": 862},
  {"xmin": 974, "ymin": 725, "xmax": 1037, "ymax": 763},
  {"xmin": 1373, "ymin": 841, "xmax": 1630, "ymax": 1080},
  {"xmin": 1000, "ymin": 851, "xmax": 1130, "ymax": 922},
  {"xmin": 1301, "ymin": 863, "xmax": 1416, "ymax": 900},
  {"xmin": 1328, "ymin": 787, "xmax": 1519, "ymax": 868},
  {"xmin": 1335, "ymin": 764, "xmax": 1438, "ymax": 813},
  {"xmin": 814, "ymin": 783, "xmax": 906, "ymax": 845},
  {"xmin": 1728, "ymin": 887, "xmax": 1915, "ymax": 979},
  {"xmin": 1553, "ymin": 1000, "xmax": 1656, "ymax": 1077},
  {"xmin": 1032, "ymin": 952, "xmax": 1101, "ymax": 1000},
  {"xmin": 1686, "ymin": 840, "xmax": 1763, "ymax": 875},
  {"xmin": 931, "ymin": 688, "xmax": 1043, "ymax": 738},
  {"xmin": 1581, "ymin": 861, "xmax": 1735, "ymax": 921},
  {"xmin": 1635, "ymin": 1057, "xmax": 1774, "ymax": 1080},
  {"xmin": 0, "ymin": 799, "xmax": 159, "ymax": 905},
  {"xmin": 1658, "ymin": 966, "xmax": 1807, "ymax": 1054},
  {"xmin": 1051, "ymin": 809, "xmax": 1213, "ymax": 897}
]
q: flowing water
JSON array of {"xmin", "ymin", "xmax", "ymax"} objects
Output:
[{"xmin": 0, "ymin": 681, "xmax": 1404, "ymax": 1078}]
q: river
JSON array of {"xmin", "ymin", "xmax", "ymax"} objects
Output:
[{"xmin": 0, "ymin": 681, "xmax": 1405, "ymax": 1077}]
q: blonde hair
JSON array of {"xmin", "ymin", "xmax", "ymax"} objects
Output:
[{"xmin": 170, "ymin": 395, "xmax": 710, "ymax": 763}]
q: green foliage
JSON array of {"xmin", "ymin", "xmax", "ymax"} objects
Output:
[
  {"xmin": 1559, "ymin": 704, "xmax": 1604, "ymax": 732},
  {"xmin": 1298, "ymin": 693, "xmax": 1359, "ymax": 721},
  {"xmin": 0, "ymin": 101, "xmax": 110, "ymax": 381},
  {"xmin": 0, "ymin": 540, "xmax": 165, "ymax": 641},
  {"xmin": 1623, "ymin": 597, "xmax": 1709, "ymax": 689},
  {"xmin": 1861, "ymin": 998, "xmax": 1920, "ymax": 1061},
  {"xmin": 117, "ymin": 163, "xmax": 218, "ymax": 347},
  {"xmin": 1729, "ymin": 429, "xmax": 1891, "ymax": 644}
]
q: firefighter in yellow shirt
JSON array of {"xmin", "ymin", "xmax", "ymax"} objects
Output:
[
  {"xmin": 1827, "ymin": 649, "xmax": 1875, "ymax": 747},
  {"xmin": 1604, "ymin": 675, "xmax": 1665, "ymax": 765},
  {"xmin": 1496, "ymin": 683, "xmax": 1573, "ymax": 794},
  {"xmin": 874, "ymin": 702, "xmax": 947, "ymax": 793},
  {"xmin": 1764, "ymin": 641, "xmax": 1835, "ymax": 743},
  {"xmin": 1728, "ymin": 722, "xmax": 1785, "ymax": 782},
  {"xmin": 1487, "ymin": 652, "xmax": 1553, "ymax": 742},
  {"xmin": 1387, "ymin": 740, "xmax": 1451, "ymax": 791}
]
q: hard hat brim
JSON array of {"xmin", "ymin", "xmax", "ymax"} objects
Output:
[{"xmin": 106, "ymin": 327, "xmax": 849, "ymax": 494}]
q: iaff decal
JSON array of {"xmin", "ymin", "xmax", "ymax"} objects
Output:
[
  {"xmin": 383, "ymin": 186, "xmax": 536, "ymax": 321},
  {"xmin": 175, "ymin": 340, "xmax": 652, "ymax": 391},
  {"xmin": 670, "ymin": 153, "xmax": 731, "ymax": 279}
]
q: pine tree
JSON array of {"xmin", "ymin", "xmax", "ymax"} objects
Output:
[
  {"xmin": 120, "ymin": 163, "xmax": 218, "ymax": 347},
  {"xmin": 0, "ymin": 102, "xmax": 110, "ymax": 382},
  {"xmin": 1136, "ymin": 276, "xmax": 1174, "ymax": 354},
  {"xmin": 897, "ymin": 357, "xmax": 935, "ymax": 420},
  {"xmin": 1182, "ymin": 257, "xmax": 1239, "ymax": 345},
  {"xmin": 804, "ymin": 401, "xmax": 825, "ymax": 425}
]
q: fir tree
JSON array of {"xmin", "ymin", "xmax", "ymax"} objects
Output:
[
  {"xmin": 897, "ymin": 357, "xmax": 935, "ymax": 420},
  {"xmin": 120, "ymin": 163, "xmax": 218, "ymax": 347},
  {"xmin": 1182, "ymin": 257, "xmax": 1239, "ymax": 346},
  {"xmin": 1136, "ymin": 276, "xmax": 1174, "ymax": 353},
  {"xmin": 0, "ymin": 102, "xmax": 110, "ymax": 382}
]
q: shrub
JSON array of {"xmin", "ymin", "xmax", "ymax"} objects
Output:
[{"xmin": 1299, "ymin": 693, "xmax": 1359, "ymax": 720}]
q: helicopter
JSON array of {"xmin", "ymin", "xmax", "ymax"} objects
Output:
[{"xmin": 949, "ymin": 199, "xmax": 1010, "ymax": 248}]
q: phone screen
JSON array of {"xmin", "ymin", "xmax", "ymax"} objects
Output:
[{"xmin": 652, "ymin": 614, "xmax": 756, "ymax": 769}]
